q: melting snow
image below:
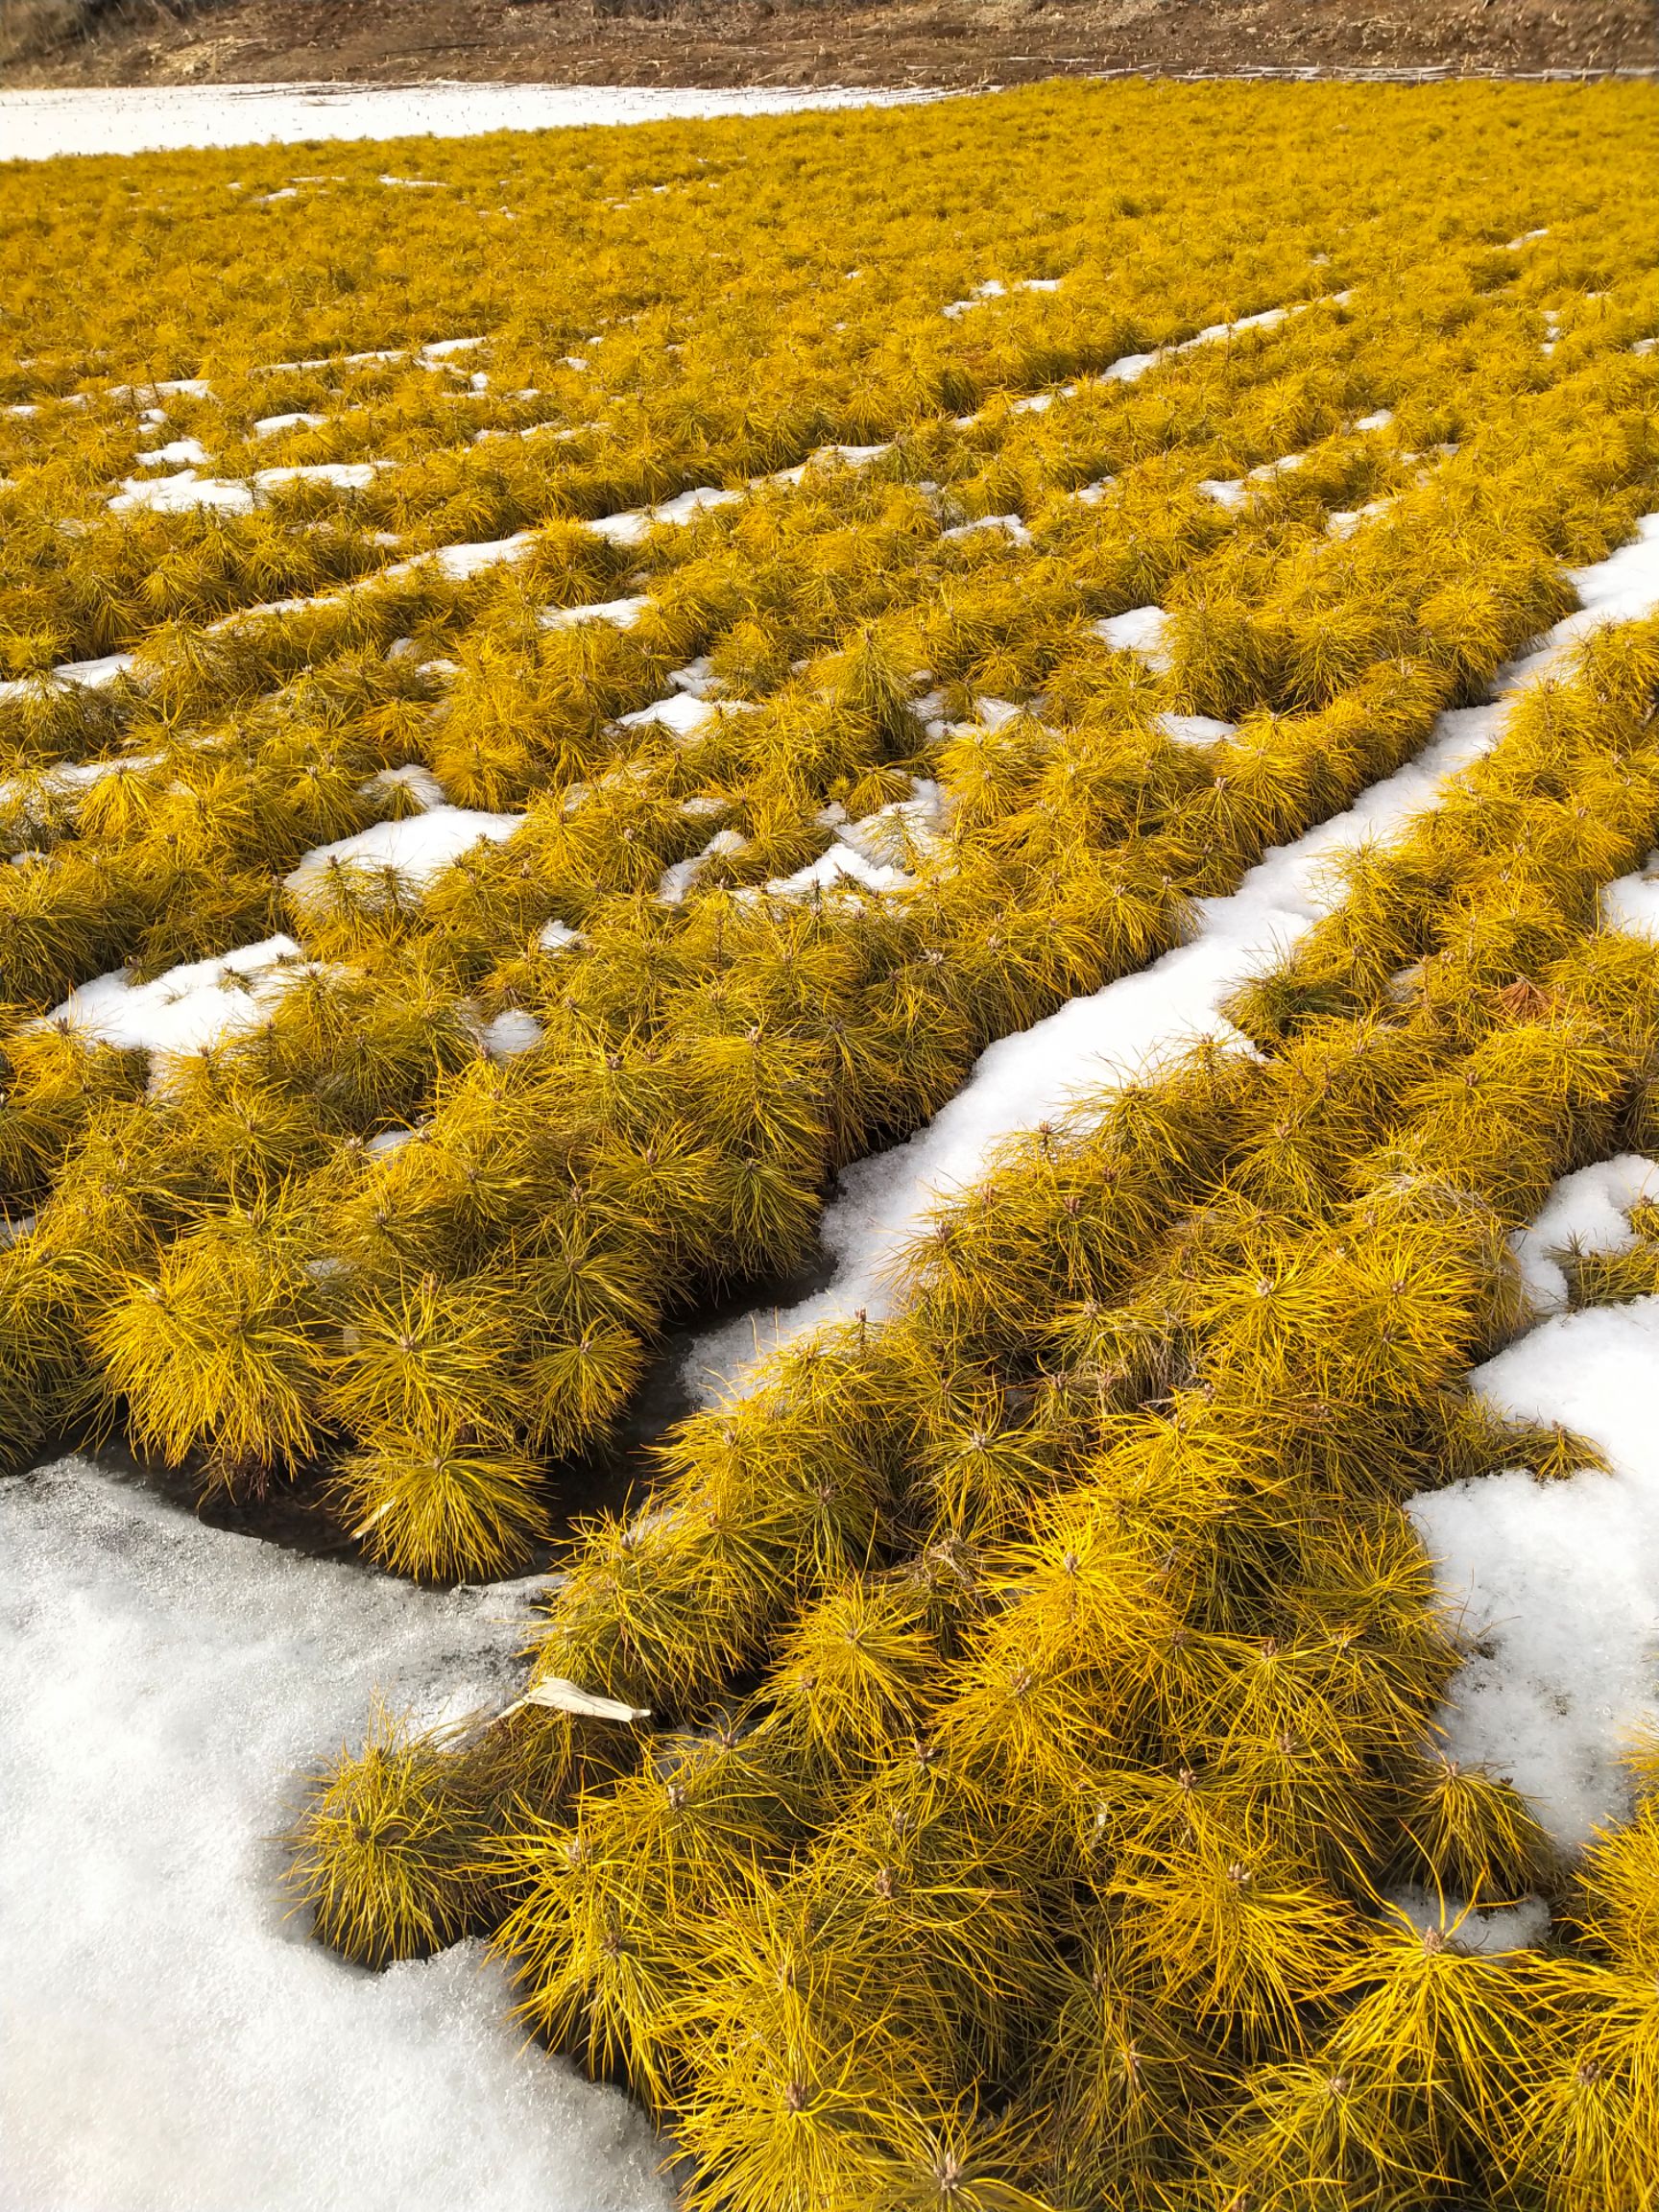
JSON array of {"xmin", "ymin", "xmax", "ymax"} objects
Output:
[
  {"xmin": 135, "ymin": 436, "xmax": 211, "ymax": 469},
  {"xmin": 1413, "ymin": 1274, "xmax": 1659, "ymax": 1847},
  {"xmin": 0, "ymin": 650, "xmax": 133, "ymax": 702},
  {"xmin": 108, "ymin": 469, "xmax": 255, "ymax": 516},
  {"xmin": 541, "ymin": 594, "xmax": 652, "ymax": 632},
  {"xmin": 586, "ymin": 486, "xmax": 741, "ymax": 547},
  {"xmin": 255, "ymin": 461, "xmax": 387, "ymax": 492},
  {"xmin": 1507, "ymin": 1154, "xmax": 1659, "ymax": 1316},
  {"xmin": 387, "ymin": 531, "xmax": 539, "ymax": 583},
  {"xmin": 1093, "ymin": 604, "xmax": 1172, "ymax": 670}
]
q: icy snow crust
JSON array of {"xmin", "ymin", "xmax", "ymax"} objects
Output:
[
  {"xmin": 0, "ymin": 1458, "xmax": 672, "ymax": 2212},
  {"xmin": 692, "ymin": 511, "xmax": 1659, "ymax": 1394},
  {"xmin": 0, "ymin": 83, "xmax": 932, "ymax": 164}
]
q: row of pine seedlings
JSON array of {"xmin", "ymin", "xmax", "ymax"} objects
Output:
[
  {"xmin": 4, "ymin": 260, "xmax": 1655, "ymax": 1570},
  {"xmin": 1, "ymin": 78, "xmax": 1657, "ymax": 2212}
]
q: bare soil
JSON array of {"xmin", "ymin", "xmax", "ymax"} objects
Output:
[{"xmin": 4, "ymin": 0, "xmax": 1654, "ymax": 93}]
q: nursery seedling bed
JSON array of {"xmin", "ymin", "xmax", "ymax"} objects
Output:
[{"xmin": 8, "ymin": 78, "xmax": 1659, "ymax": 2211}]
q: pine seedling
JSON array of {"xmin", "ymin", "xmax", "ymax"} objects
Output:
[
  {"xmin": 919, "ymin": 1404, "xmax": 1059, "ymax": 1547},
  {"xmin": 1028, "ymin": 1938, "xmax": 1217, "ymax": 2210},
  {"xmin": 764, "ymin": 1578, "xmax": 943, "ymax": 1781},
  {"xmin": 92, "ymin": 1199, "xmax": 326, "ymax": 1486},
  {"xmin": 286, "ymin": 1703, "xmax": 487, "ymax": 1967},
  {"xmin": 530, "ymin": 1499, "xmax": 775, "ymax": 1714},
  {"xmin": 1501, "ymin": 1961, "xmax": 1659, "ymax": 2212},
  {"xmin": 1202, "ymin": 2052, "xmax": 1433, "ymax": 2212},
  {"xmin": 937, "ymin": 1498, "xmax": 1180, "ymax": 1807},
  {"xmin": 496, "ymin": 1728, "xmax": 795, "ymax": 2106},
  {"xmin": 334, "ymin": 1426, "xmax": 549, "ymax": 1580},
  {"xmin": 1574, "ymin": 1796, "xmax": 1659, "ymax": 1973},
  {"xmin": 0, "ymin": 1019, "xmax": 144, "ymax": 1200},
  {"xmin": 519, "ymin": 1319, "xmax": 648, "ymax": 1458},
  {"xmin": 326, "ymin": 1269, "xmax": 524, "ymax": 1446},
  {"xmin": 1388, "ymin": 1751, "xmax": 1557, "ymax": 1906},
  {"xmin": 1111, "ymin": 1818, "xmax": 1361, "ymax": 2054},
  {"xmin": 869, "ymin": 2094, "xmax": 1063, "ymax": 2212},
  {"xmin": 675, "ymin": 2009, "xmax": 923, "ymax": 2212},
  {"xmin": 1319, "ymin": 1910, "xmax": 1578, "ymax": 2185}
]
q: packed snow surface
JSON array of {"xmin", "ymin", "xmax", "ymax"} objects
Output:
[
  {"xmin": 1413, "ymin": 1267, "xmax": 1659, "ymax": 1849},
  {"xmin": 0, "ymin": 82, "xmax": 930, "ymax": 164},
  {"xmin": 0, "ymin": 1459, "xmax": 673, "ymax": 2212},
  {"xmin": 692, "ymin": 508, "xmax": 1659, "ymax": 1394}
]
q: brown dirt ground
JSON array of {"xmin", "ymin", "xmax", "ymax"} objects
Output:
[{"xmin": 4, "ymin": 0, "xmax": 1655, "ymax": 92}]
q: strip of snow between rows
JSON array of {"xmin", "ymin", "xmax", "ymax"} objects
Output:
[
  {"xmin": 688, "ymin": 511, "xmax": 1659, "ymax": 1399},
  {"xmin": 12, "ymin": 293, "xmax": 1356, "ymax": 682}
]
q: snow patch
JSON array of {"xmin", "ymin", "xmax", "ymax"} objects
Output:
[
  {"xmin": 586, "ymin": 485, "xmax": 741, "ymax": 547},
  {"xmin": 48, "ymin": 935, "xmax": 316, "ymax": 1058},
  {"xmin": 0, "ymin": 1459, "xmax": 672, "ymax": 2212},
  {"xmin": 540, "ymin": 594, "xmax": 651, "ymax": 632},
  {"xmin": 0, "ymin": 650, "xmax": 133, "ymax": 703},
  {"xmin": 657, "ymin": 827, "xmax": 748, "ymax": 903},
  {"xmin": 135, "ymin": 436, "xmax": 210, "ymax": 469},
  {"xmin": 286, "ymin": 806, "xmax": 520, "ymax": 897},
  {"xmin": 617, "ymin": 692, "xmax": 718, "ymax": 741},
  {"xmin": 108, "ymin": 469, "xmax": 254, "ymax": 516},
  {"xmin": 360, "ymin": 762, "xmax": 448, "ymax": 812},
  {"xmin": 255, "ymin": 461, "xmax": 387, "ymax": 492},
  {"xmin": 387, "ymin": 531, "xmax": 540, "ymax": 583},
  {"xmin": 1507, "ymin": 1154, "xmax": 1659, "ymax": 1316},
  {"xmin": 1093, "ymin": 604, "xmax": 1172, "ymax": 671},
  {"xmin": 1412, "ymin": 1291, "xmax": 1659, "ymax": 1847},
  {"xmin": 1153, "ymin": 711, "xmax": 1237, "ymax": 748},
  {"xmin": 1601, "ymin": 854, "xmax": 1659, "ymax": 941}
]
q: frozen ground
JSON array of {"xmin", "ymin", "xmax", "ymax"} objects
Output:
[
  {"xmin": 0, "ymin": 1458, "xmax": 674, "ymax": 2212},
  {"xmin": 0, "ymin": 81, "xmax": 929, "ymax": 163}
]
